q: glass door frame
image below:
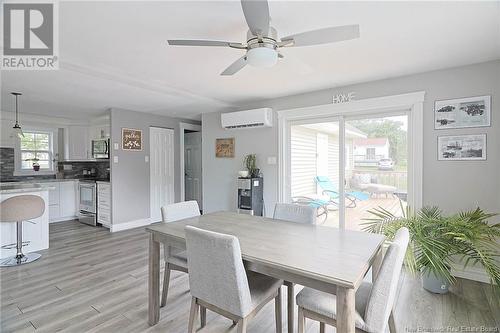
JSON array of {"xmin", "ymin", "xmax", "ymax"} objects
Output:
[{"xmin": 277, "ymin": 92, "xmax": 425, "ymax": 230}]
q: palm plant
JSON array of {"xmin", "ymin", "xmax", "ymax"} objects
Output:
[{"xmin": 362, "ymin": 203, "xmax": 500, "ymax": 293}]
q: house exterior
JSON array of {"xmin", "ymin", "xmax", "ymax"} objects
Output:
[
  {"xmin": 290, "ymin": 123, "xmax": 366, "ymax": 197},
  {"xmin": 353, "ymin": 138, "xmax": 390, "ymax": 167}
]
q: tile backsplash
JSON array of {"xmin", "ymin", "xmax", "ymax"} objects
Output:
[{"xmin": 0, "ymin": 147, "xmax": 110, "ymax": 182}]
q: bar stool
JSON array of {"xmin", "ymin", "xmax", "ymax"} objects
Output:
[{"xmin": 0, "ymin": 194, "xmax": 45, "ymax": 267}]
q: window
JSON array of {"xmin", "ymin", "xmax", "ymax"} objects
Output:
[
  {"xmin": 15, "ymin": 129, "xmax": 57, "ymax": 175},
  {"xmin": 366, "ymin": 147, "xmax": 376, "ymax": 160}
]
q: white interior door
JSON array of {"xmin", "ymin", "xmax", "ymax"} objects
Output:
[
  {"xmin": 150, "ymin": 127, "xmax": 174, "ymax": 222},
  {"xmin": 184, "ymin": 132, "xmax": 202, "ymax": 210}
]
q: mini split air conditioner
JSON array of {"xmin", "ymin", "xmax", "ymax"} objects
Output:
[{"xmin": 221, "ymin": 108, "xmax": 273, "ymax": 129}]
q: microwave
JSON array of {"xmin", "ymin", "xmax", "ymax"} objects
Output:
[{"xmin": 91, "ymin": 138, "xmax": 109, "ymax": 159}]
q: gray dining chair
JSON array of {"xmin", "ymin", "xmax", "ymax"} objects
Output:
[
  {"xmin": 159, "ymin": 200, "xmax": 200, "ymax": 308},
  {"xmin": 185, "ymin": 225, "xmax": 283, "ymax": 333},
  {"xmin": 296, "ymin": 227, "xmax": 410, "ymax": 333},
  {"xmin": 273, "ymin": 202, "xmax": 317, "ymax": 333}
]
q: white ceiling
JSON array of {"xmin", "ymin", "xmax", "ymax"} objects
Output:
[{"xmin": 1, "ymin": 1, "xmax": 499, "ymax": 120}]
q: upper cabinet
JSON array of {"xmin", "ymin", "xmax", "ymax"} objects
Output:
[
  {"xmin": 64, "ymin": 126, "xmax": 90, "ymax": 160},
  {"xmin": 63, "ymin": 118, "xmax": 110, "ymax": 161}
]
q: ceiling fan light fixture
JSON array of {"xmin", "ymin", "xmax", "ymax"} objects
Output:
[{"xmin": 246, "ymin": 47, "xmax": 277, "ymax": 68}]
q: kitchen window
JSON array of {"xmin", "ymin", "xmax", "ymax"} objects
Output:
[{"xmin": 15, "ymin": 129, "xmax": 58, "ymax": 175}]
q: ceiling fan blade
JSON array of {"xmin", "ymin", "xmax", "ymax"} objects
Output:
[
  {"xmin": 167, "ymin": 40, "xmax": 245, "ymax": 48},
  {"xmin": 221, "ymin": 56, "xmax": 247, "ymax": 76},
  {"xmin": 281, "ymin": 24, "xmax": 360, "ymax": 47},
  {"xmin": 240, "ymin": 0, "xmax": 270, "ymax": 36}
]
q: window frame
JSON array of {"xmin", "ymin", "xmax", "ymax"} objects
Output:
[{"xmin": 14, "ymin": 127, "xmax": 59, "ymax": 176}]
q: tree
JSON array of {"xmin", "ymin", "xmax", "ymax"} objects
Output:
[{"xmin": 350, "ymin": 119, "xmax": 407, "ymax": 165}]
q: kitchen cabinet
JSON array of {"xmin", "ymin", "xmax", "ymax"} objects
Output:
[
  {"xmin": 89, "ymin": 124, "xmax": 110, "ymax": 140},
  {"xmin": 64, "ymin": 126, "xmax": 90, "ymax": 160},
  {"xmin": 47, "ymin": 181, "xmax": 78, "ymax": 223},
  {"xmin": 97, "ymin": 182, "xmax": 111, "ymax": 228},
  {"xmin": 1, "ymin": 188, "xmax": 49, "ymax": 259}
]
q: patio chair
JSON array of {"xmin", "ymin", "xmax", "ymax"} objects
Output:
[
  {"xmin": 291, "ymin": 196, "xmax": 331, "ymax": 222},
  {"xmin": 315, "ymin": 176, "xmax": 369, "ymax": 208}
]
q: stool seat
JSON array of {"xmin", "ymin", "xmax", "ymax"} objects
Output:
[{"xmin": 0, "ymin": 195, "xmax": 45, "ymax": 267}]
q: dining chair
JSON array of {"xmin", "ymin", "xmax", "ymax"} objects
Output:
[
  {"xmin": 273, "ymin": 202, "xmax": 316, "ymax": 333},
  {"xmin": 296, "ymin": 227, "xmax": 409, "ymax": 333},
  {"xmin": 185, "ymin": 225, "xmax": 283, "ymax": 333},
  {"xmin": 159, "ymin": 200, "xmax": 200, "ymax": 308}
]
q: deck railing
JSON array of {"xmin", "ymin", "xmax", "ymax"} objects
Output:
[{"xmin": 349, "ymin": 169, "xmax": 408, "ymax": 192}]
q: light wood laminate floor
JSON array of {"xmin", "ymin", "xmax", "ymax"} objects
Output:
[{"xmin": 1, "ymin": 221, "xmax": 498, "ymax": 333}]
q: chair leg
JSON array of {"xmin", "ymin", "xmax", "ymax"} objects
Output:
[
  {"xmin": 297, "ymin": 307, "xmax": 305, "ymax": 333},
  {"xmin": 287, "ymin": 283, "xmax": 294, "ymax": 333},
  {"xmin": 388, "ymin": 309, "xmax": 397, "ymax": 333},
  {"xmin": 237, "ymin": 317, "xmax": 248, "ymax": 333},
  {"xmin": 188, "ymin": 297, "xmax": 199, "ymax": 333},
  {"xmin": 200, "ymin": 305, "xmax": 207, "ymax": 328},
  {"xmin": 160, "ymin": 263, "xmax": 171, "ymax": 307},
  {"xmin": 319, "ymin": 322, "xmax": 325, "ymax": 333},
  {"xmin": 275, "ymin": 287, "xmax": 282, "ymax": 333}
]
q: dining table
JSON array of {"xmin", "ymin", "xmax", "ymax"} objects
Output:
[{"xmin": 146, "ymin": 211, "xmax": 385, "ymax": 333}]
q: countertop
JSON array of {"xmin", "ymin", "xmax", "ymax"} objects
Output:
[{"xmin": 0, "ymin": 183, "xmax": 56, "ymax": 194}]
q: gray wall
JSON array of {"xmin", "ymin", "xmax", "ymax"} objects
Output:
[
  {"xmin": 202, "ymin": 60, "xmax": 500, "ymax": 218},
  {"xmin": 110, "ymin": 108, "xmax": 199, "ymax": 225}
]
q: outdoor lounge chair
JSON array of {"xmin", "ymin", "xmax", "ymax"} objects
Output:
[
  {"xmin": 315, "ymin": 176, "xmax": 369, "ymax": 208},
  {"xmin": 291, "ymin": 196, "xmax": 330, "ymax": 222}
]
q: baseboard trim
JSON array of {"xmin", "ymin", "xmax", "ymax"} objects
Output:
[
  {"xmin": 111, "ymin": 218, "xmax": 152, "ymax": 232},
  {"xmin": 49, "ymin": 216, "xmax": 78, "ymax": 223}
]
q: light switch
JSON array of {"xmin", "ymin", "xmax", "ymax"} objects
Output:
[
  {"xmin": 114, "ymin": 143, "xmax": 119, "ymax": 150},
  {"xmin": 113, "ymin": 156, "xmax": 119, "ymax": 163},
  {"xmin": 267, "ymin": 156, "xmax": 277, "ymax": 165},
  {"xmin": 145, "ymin": 155, "xmax": 149, "ymax": 163}
]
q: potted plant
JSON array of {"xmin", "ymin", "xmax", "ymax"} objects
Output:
[
  {"xmin": 243, "ymin": 154, "xmax": 259, "ymax": 178},
  {"xmin": 362, "ymin": 204, "xmax": 500, "ymax": 294},
  {"xmin": 26, "ymin": 158, "xmax": 40, "ymax": 171}
]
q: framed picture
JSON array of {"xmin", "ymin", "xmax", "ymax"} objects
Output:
[
  {"xmin": 435, "ymin": 95, "xmax": 491, "ymax": 129},
  {"xmin": 122, "ymin": 128, "xmax": 143, "ymax": 151},
  {"xmin": 215, "ymin": 138, "xmax": 234, "ymax": 158},
  {"xmin": 437, "ymin": 134, "xmax": 486, "ymax": 161}
]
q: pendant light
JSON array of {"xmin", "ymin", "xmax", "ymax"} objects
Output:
[{"xmin": 11, "ymin": 92, "xmax": 24, "ymax": 138}]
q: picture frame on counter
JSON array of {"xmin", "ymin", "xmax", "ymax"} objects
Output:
[
  {"xmin": 437, "ymin": 134, "xmax": 486, "ymax": 161},
  {"xmin": 434, "ymin": 95, "xmax": 491, "ymax": 130},
  {"xmin": 122, "ymin": 128, "xmax": 143, "ymax": 151}
]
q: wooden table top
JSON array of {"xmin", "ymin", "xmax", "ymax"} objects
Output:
[{"xmin": 146, "ymin": 211, "xmax": 385, "ymax": 289}]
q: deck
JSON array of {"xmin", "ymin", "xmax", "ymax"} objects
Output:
[{"xmin": 319, "ymin": 195, "xmax": 405, "ymax": 230}]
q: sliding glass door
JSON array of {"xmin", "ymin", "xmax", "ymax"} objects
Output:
[
  {"xmin": 290, "ymin": 119, "xmax": 340, "ymax": 227},
  {"xmin": 344, "ymin": 114, "xmax": 409, "ymax": 231},
  {"xmin": 287, "ymin": 111, "xmax": 411, "ymax": 230}
]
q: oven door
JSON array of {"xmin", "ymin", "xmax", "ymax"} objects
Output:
[{"xmin": 79, "ymin": 183, "xmax": 96, "ymax": 213}]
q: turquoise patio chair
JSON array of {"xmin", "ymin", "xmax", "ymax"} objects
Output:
[{"xmin": 315, "ymin": 176, "xmax": 369, "ymax": 208}]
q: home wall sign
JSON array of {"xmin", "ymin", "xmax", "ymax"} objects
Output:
[
  {"xmin": 333, "ymin": 92, "xmax": 356, "ymax": 104},
  {"xmin": 122, "ymin": 128, "xmax": 143, "ymax": 151}
]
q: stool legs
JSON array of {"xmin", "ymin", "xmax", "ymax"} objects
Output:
[{"xmin": 0, "ymin": 221, "xmax": 41, "ymax": 267}]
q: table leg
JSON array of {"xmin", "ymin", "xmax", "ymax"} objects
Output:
[
  {"xmin": 148, "ymin": 234, "xmax": 161, "ymax": 325},
  {"xmin": 287, "ymin": 283, "xmax": 294, "ymax": 333},
  {"xmin": 336, "ymin": 286, "xmax": 355, "ymax": 333}
]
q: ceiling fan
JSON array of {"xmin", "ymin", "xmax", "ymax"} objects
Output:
[{"xmin": 167, "ymin": 0, "xmax": 360, "ymax": 75}]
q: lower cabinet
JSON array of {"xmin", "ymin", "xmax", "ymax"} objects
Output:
[
  {"xmin": 97, "ymin": 182, "xmax": 111, "ymax": 228},
  {"xmin": 48, "ymin": 181, "xmax": 78, "ymax": 223}
]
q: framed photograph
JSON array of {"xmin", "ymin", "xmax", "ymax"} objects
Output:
[
  {"xmin": 435, "ymin": 95, "xmax": 491, "ymax": 129},
  {"xmin": 215, "ymin": 138, "xmax": 234, "ymax": 158},
  {"xmin": 438, "ymin": 134, "xmax": 486, "ymax": 161},
  {"xmin": 122, "ymin": 128, "xmax": 143, "ymax": 151}
]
